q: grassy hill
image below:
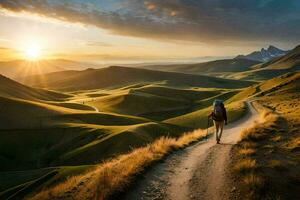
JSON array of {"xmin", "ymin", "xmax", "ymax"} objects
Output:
[
  {"xmin": 21, "ymin": 71, "xmax": 300, "ymax": 200},
  {"xmin": 140, "ymin": 58, "xmax": 260, "ymax": 76},
  {"xmin": 0, "ymin": 165, "xmax": 93, "ymax": 200},
  {"xmin": 86, "ymin": 85, "xmax": 226, "ymax": 120},
  {"xmin": 164, "ymin": 93, "xmax": 247, "ymax": 129},
  {"xmin": 0, "ymin": 96, "xmax": 67, "ymax": 129},
  {"xmin": 0, "ymin": 71, "xmax": 253, "ymax": 169},
  {"xmin": 87, "ymin": 91, "xmax": 187, "ymax": 115},
  {"xmin": 230, "ymin": 72, "xmax": 300, "ymax": 199},
  {"xmin": 0, "ymin": 75, "xmax": 189, "ymax": 170},
  {"xmin": 163, "ymin": 72, "xmax": 300, "ymax": 129},
  {"xmin": 0, "ymin": 75, "xmax": 70, "ymax": 101},
  {"xmin": 0, "ymin": 65, "xmax": 280, "ymax": 200},
  {"xmin": 23, "ymin": 66, "xmax": 254, "ymax": 91},
  {"xmin": 131, "ymin": 85, "xmax": 220, "ymax": 101}
]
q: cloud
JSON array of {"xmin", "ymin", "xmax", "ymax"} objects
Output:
[
  {"xmin": 54, "ymin": 52, "xmax": 170, "ymax": 61},
  {"xmin": 0, "ymin": 0, "xmax": 300, "ymax": 44},
  {"xmin": 85, "ymin": 41, "xmax": 114, "ymax": 47}
]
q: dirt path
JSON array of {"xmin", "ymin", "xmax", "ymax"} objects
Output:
[
  {"xmin": 89, "ymin": 105, "xmax": 99, "ymax": 112},
  {"xmin": 122, "ymin": 101, "xmax": 260, "ymax": 200}
]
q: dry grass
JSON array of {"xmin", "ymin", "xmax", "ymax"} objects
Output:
[
  {"xmin": 271, "ymin": 135, "xmax": 282, "ymax": 142},
  {"xmin": 231, "ymin": 73, "xmax": 300, "ymax": 199},
  {"xmin": 27, "ymin": 129, "xmax": 206, "ymax": 200},
  {"xmin": 242, "ymin": 173, "xmax": 264, "ymax": 191},
  {"xmin": 286, "ymin": 137, "xmax": 300, "ymax": 151},
  {"xmin": 240, "ymin": 141, "xmax": 257, "ymax": 149},
  {"xmin": 231, "ymin": 104, "xmax": 282, "ymax": 199},
  {"xmin": 232, "ymin": 99, "xmax": 300, "ymax": 199},
  {"xmin": 238, "ymin": 148, "xmax": 256, "ymax": 156},
  {"xmin": 267, "ymin": 160, "xmax": 286, "ymax": 170},
  {"xmin": 234, "ymin": 158, "xmax": 257, "ymax": 174},
  {"xmin": 240, "ymin": 109, "xmax": 280, "ymax": 143}
]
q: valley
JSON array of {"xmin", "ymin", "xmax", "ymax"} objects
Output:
[{"xmin": 0, "ymin": 45, "xmax": 299, "ymax": 200}]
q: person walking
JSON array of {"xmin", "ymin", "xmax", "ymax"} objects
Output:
[{"xmin": 208, "ymin": 99, "xmax": 228, "ymax": 144}]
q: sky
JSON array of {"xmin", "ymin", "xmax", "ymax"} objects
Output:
[{"xmin": 0, "ymin": 0, "xmax": 300, "ymax": 63}]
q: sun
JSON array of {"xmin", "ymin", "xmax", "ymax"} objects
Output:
[{"xmin": 25, "ymin": 44, "xmax": 41, "ymax": 60}]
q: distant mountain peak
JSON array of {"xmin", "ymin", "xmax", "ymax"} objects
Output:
[
  {"xmin": 267, "ymin": 45, "xmax": 277, "ymax": 50},
  {"xmin": 235, "ymin": 45, "xmax": 289, "ymax": 62}
]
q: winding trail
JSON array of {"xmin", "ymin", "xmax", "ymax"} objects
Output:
[
  {"xmin": 89, "ymin": 104, "xmax": 100, "ymax": 113},
  {"xmin": 122, "ymin": 101, "xmax": 260, "ymax": 200}
]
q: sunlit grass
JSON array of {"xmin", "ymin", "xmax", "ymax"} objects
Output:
[
  {"xmin": 242, "ymin": 173, "xmax": 264, "ymax": 192},
  {"xmin": 237, "ymin": 148, "xmax": 256, "ymax": 156},
  {"xmin": 28, "ymin": 129, "xmax": 206, "ymax": 200},
  {"xmin": 286, "ymin": 137, "xmax": 300, "ymax": 152},
  {"xmin": 267, "ymin": 160, "xmax": 286, "ymax": 170},
  {"xmin": 234, "ymin": 158, "xmax": 257, "ymax": 174}
]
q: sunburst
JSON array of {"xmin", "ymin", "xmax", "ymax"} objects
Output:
[{"xmin": 25, "ymin": 44, "xmax": 41, "ymax": 60}]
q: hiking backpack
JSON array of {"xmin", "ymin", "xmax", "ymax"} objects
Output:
[{"xmin": 213, "ymin": 99, "xmax": 225, "ymax": 121}]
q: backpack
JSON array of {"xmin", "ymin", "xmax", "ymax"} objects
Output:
[{"xmin": 213, "ymin": 100, "xmax": 224, "ymax": 121}]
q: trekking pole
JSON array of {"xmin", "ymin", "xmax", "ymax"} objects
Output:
[{"xmin": 206, "ymin": 116, "xmax": 210, "ymax": 141}]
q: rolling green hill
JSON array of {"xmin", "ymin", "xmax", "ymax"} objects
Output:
[
  {"xmin": 0, "ymin": 75, "xmax": 70, "ymax": 101},
  {"xmin": 23, "ymin": 66, "xmax": 254, "ymax": 91},
  {"xmin": 86, "ymin": 85, "xmax": 226, "ymax": 120},
  {"xmin": 0, "ymin": 66, "xmax": 280, "ymax": 200},
  {"xmin": 131, "ymin": 85, "xmax": 220, "ymax": 101},
  {"xmin": 0, "ymin": 95, "xmax": 153, "ymax": 130},
  {"xmin": 164, "ymin": 71, "xmax": 300, "ymax": 129},
  {"xmin": 0, "ymin": 96, "xmax": 66, "ymax": 129},
  {"xmin": 9, "ymin": 71, "xmax": 298, "ymax": 200},
  {"xmin": 164, "ymin": 93, "xmax": 247, "ymax": 129},
  {"xmin": 140, "ymin": 58, "xmax": 260, "ymax": 76},
  {"xmin": 87, "ymin": 91, "xmax": 187, "ymax": 115}
]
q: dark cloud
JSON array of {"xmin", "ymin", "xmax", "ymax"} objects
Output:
[{"xmin": 0, "ymin": 0, "xmax": 299, "ymax": 44}]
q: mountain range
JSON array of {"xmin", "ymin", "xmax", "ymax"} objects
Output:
[
  {"xmin": 226, "ymin": 44, "xmax": 300, "ymax": 80},
  {"xmin": 235, "ymin": 45, "xmax": 289, "ymax": 62},
  {"xmin": 0, "ymin": 45, "xmax": 292, "ymax": 81},
  {"xmin": 0, "ymin": 59, "xmax": 99, "ymax": 79}
]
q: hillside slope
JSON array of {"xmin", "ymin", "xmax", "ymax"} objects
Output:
[
  {"xmin": 86, "ymin": 85, "xmax": 223, "ymax": 120},
  {"xmin": 229, "ymin": 45, "xmax": 300, "ymax": 81},
  {"xmin": 259, "ymin": 44, "xmax": 300, "ymax": 69},
  {"xmin": 230, "ymin": 72, "xmax": 300, "ymax": 199},
  {"xmin": 0, "ymin": 74, "xmax": 70, "ymax": 101},
  {"xmin": 24, "ymin": 66, "xmax": 254, "ymax": 91},
  {"xmin": 17, "ymin": 71, "xmax": 299, "ymax": 200},
  {"xmin": 140, "ymin": 58, "xmax": 260, "ymax": 75}
]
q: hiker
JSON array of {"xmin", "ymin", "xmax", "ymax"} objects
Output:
[{"xmin": 208, "ymin": 99, "xmax": 227, "ymax": 144}]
